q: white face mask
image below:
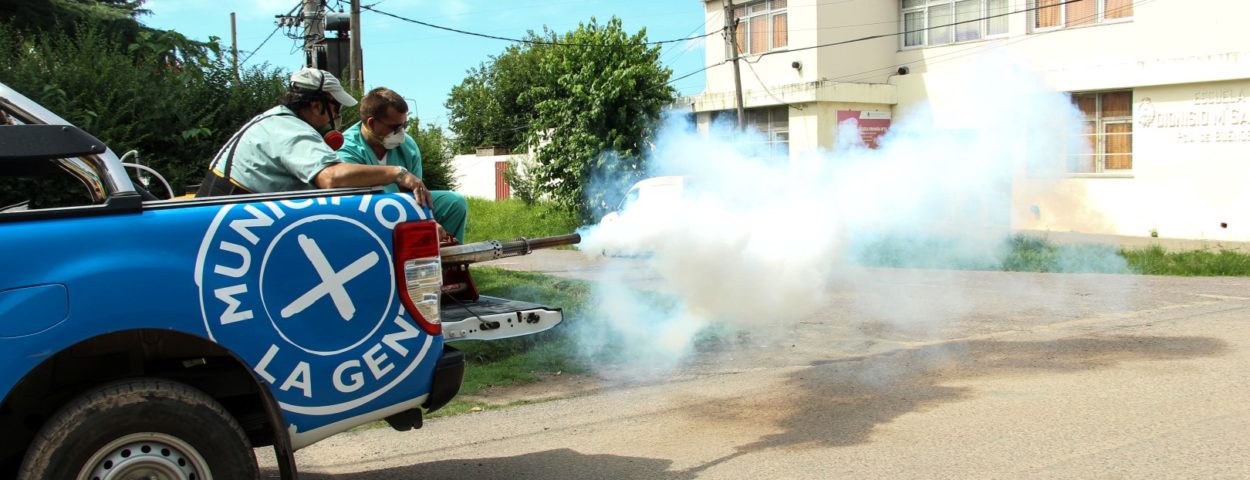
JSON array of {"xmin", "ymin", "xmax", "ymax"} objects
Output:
[{"xmin": 382, "ymin": 131, "xmax": 405, "ymax": 150}]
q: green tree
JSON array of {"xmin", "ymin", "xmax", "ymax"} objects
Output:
[
  {"xmin": 523, "ymin": 18, "xmax": 675, "ymax": 221},
  {"xmin": 0, "ymin": 23, "xmax": 286, "ymax": 203},
  {"xmin": 410, "ymin": 122, "xmax": 458, "ymax": 191},
  {"xmin": 445, "ymin": 17, "xmax": 675, "ymax": 221},
  {"xmin": 445, "ymin": 40, "xmax": 550, "ymax": 154},
  {"xmin": 0, "ymin": 0, "xmax": 218, "ymax": 66},
  {"xmin": 0, "ymin": 0, "xmax": 149, "ymax": 31}
]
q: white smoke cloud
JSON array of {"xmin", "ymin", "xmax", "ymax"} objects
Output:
[{"xmin": 574, "ymin": 53, "xmax": 1128, "ymax": 379}]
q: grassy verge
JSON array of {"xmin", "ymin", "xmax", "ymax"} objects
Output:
[
  {"xmin": 1122, "ymin": 245, "xmax": 1250, "ymax": 276},
  {"xmin": 855, "ymin": 234, "xmax": 1250, "ymax": 276},
  {"xmin": 430, "ymin": 267, "xmax": 596, "ymax": 419},
  {"xmin": 465, "ymin": 198, "xmax": 582, "ymax": 244}
]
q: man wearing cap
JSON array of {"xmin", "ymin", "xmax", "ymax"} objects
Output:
[
  {"xmin": 197, "ymin": 68, "xmax": 429, "ymax": 209},
  {"xmin": 336, "ymin": 87, "xmax": 468, "ymax": 244}
]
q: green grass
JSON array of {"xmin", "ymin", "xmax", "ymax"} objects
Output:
[
  {"xmin": 426, "ymin": 267, "xmax": 596, "ymax": 420},
  {"xmin": 465, "ymin": 198, "xmax": 583, "ymax": 244},
  {"xmin": 1123, "ymin": 245, "xmax": 1250, "ymax": 276},
  {"xmin": 1000, "ymin": 235, "xmax": 1131, "ymax": 274},
  {"xmin": 453, "ymin": 267, "xmax": 594, "ymax": 363},
  {"xmin": 855, "ymin": 234, "xmax": 1250, "ymax": 277}
]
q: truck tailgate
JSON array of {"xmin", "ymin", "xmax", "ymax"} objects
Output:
[{"xmin": 441, "ymin": 295, "xmax": 563, "ymax": 341}]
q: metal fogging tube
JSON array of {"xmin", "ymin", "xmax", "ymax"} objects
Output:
[{"xmin": 439, "ymin": 233, "xmax": 582, "ymax": 265}]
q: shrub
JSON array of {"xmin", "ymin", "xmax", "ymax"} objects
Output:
[{"xmin": 0, "ymin": 22, "xmax": 287, "ymax": 202}]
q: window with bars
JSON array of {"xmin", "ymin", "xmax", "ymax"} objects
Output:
[
  {"xmin": 746, "ymin": 106, "xmax": 789, "ymax": 158},
  {"xmin": 1030, "ymin": 0, "xmax": 1133, "ymax": 31},
  {"xmin": 712, "ymin": 106, "xmax": 790, "ymax": 159},
  {"xmin": 733, "ymin": 0, "xmax": 788, "ymax": 55},
  {"xmin": 901, "ymin": 0, "xmax": 1008, "ymax": 48},
  {"xmin": 1069, "ymin": 91, "xmax": 1133, "ymax": 173}
]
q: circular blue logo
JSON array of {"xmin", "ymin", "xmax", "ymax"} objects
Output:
[{"xmin": 195, "ymin": 196, "xmax": 435, "ymax": 418}]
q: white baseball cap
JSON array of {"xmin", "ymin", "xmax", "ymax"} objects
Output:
[{"xmin": 289, "ymin": 68, "xmax": 357, "ymax": 107}]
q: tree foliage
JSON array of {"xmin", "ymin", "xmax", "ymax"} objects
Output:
[
  {"xmin": 445, "ymin": 17, "xmax": 675, "ymax": 221},
  {"xmin": 0, "ymin": 22, "xmax": 287, "ymax": 201},
  {"xmin": 410, "ymin": 122, "xmax": 458, "ymax": 192},
  {"xmin": 445, "ymin": 42, "xmax": 549, "ymax": 154},
  {"xmin": 0, "ymin": 0, "xmax": 149, "ymax": 31},
  {"xmin": 524, "ymin": 18, "xmax": 675, "ymax": 220},
  {"xmin": 0, "ymin": 0, "xmax": 218, "ymax": 66}
]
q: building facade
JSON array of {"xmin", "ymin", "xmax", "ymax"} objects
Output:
[{"xmin": 685, "ymin": 0, "xmax": 1250, "ymax": 242}]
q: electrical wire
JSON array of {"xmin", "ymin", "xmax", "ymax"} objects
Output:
[
  {"xmin": 361, "ymin": 4, "xmax": 723, "ymax": 47},
  {"xmin": 660, "ymin": 10, "xmax": 722, "ymax": 65},
  {"xmin": 668, "ymin": 60, "xmax": 727, "ymax": 85},
  {"xmin": 827, "ymin": 0, "xmax": 1157, "ymax": 84},
  {"xmin": 239, "ymin": 25, "xmax": 281, "ymax": 66},
  {"xmin": 743, "ymin": 0, "xmax": 1086, "ymax": 63},
  {"xmin": 681, "ymin": 0, "xmax": 1156, "ymax": 110},
  {"xmin": 743, "ymin": 60, "xmax": 804, "ymax": 110}
]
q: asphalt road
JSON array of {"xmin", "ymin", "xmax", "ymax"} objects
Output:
[{"xmin": 262, "ymin": 251, "xmax": 1250, "ymax": 479}]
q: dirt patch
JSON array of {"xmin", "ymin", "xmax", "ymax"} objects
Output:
[{"xmin": 461, "ymin": 372, "xmax": 606, "ymax": 406}]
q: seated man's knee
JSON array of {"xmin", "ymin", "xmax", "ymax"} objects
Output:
[{"xmin": 446, "ymin": 191, "xmax": 467, "ymax": 216}]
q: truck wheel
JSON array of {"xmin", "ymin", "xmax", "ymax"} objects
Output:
[{"xmin": 18, "ymin": 378, "xmax": 259, "ymax": 480}]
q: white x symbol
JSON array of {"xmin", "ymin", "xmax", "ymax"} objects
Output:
[{"xmin": 281, "ymin": 234, "xmax": 379, "ymax": 321}]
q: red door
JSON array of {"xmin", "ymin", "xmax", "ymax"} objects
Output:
[{"xmin": 494, "ymin": 161, "xmax": 510, "ymax": 200}]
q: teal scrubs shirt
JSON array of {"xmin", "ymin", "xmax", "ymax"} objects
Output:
[
  {"xmin": 335, "ymin": 122, "xmax": 422, "ymax": 193},
  {"xmin": 210, "ymin": 106, "xmax": 339, "ymax": 193},
  {"xmin": 337, "ymin": 122, "xmax": 468, "ymax": 243}
]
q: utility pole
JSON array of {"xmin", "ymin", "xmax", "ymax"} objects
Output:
[
  {"xmin": 230, "ymin": 12, "xmax": 240, "ymax": 82},
  {"xmin": 350, "ymin": 0, "xmax": 362, "ymax": 90},
  {"xmin": 302, "ymin": 0, "xmax": 323, "ymax": 68},
  {"xmin": 724, "ymin": 0, "xmax": 745, "ymax": 131}
]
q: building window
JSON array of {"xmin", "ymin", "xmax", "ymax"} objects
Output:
[
  {"xmin": 734, "ymin": 0, "xmax": 788, "ymax": 55},
  {"xmin": 901, "ymin": 0, "xmax": 1008, "ymax": 48},
  {"xmin": 711, "ymin": 106, "xmax": 790, "ymax": 159},
  {"xmin": 1070, "ymin": 91, "xmax": 1132, "ymax": 173},
  {"xmin": 746, "ymin": 106, "xmax": 789, "ymax": 159},
  {"xmin": 1030, "ymin": 0, "xmax": 1133, "ymax": 32}
]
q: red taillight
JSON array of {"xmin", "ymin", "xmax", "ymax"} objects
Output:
[{"xmin": 393, "ymin": 221, "xmax": 443, "ymax": 335}]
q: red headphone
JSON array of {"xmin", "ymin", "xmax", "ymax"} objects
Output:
[{"xmin": 323, "ymin": 130, "xmax": 344, "ymax": 150}]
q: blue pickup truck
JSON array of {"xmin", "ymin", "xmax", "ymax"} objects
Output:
[{"xmin": 0, "ymin": 82, "xmax": 573, "ymax": 479}]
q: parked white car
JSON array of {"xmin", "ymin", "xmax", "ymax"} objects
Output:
[
  {"xmin": 597, "ymin": 176, "xmax": 688, "ymax": 257},
  {"xmin": 599, "ymin": 175, "xmax": 687, "ymax": 225}
]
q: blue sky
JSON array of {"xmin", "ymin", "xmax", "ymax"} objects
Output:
[{"xmin": 142, "ymin": 0, "xmax": 711, "ymax": 129}]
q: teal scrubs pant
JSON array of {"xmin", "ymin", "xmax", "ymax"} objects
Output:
[{"xmin": 430, "ymin": 190, "xmax": 467, "ymax": 244}]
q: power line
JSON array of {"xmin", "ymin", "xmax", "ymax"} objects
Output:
[
  {"xmin": 743, "ymin": 60, "xmax": 804, "ymax": 110},
  {"xmin": 660, "ymin": 10, "xmax": 722, "ymax": 65},
  {"xmin": 828, "ymin": 0, "xmax": 1156, "ymax": 84},
  {"xmin": 239, "ymin": 0, "xmax": 304, "ymax": 66},
  {"xmin": 361, "ymin": 4, "xmax": 723, "ymax": 47},
  {"xmin": 239, "ymin": 25, "xmax": 281, "ymax": 66},
  {"xmin": 668, "ymin": 60, "xmax": 726, "ymax": 85},
  {"xmin": 679, "ymin": 0, "xmax": 1154, "ymax": 104},
  {"xmin": 746, "ymin": 0, "xmax": 1086, "ymax": 63}
]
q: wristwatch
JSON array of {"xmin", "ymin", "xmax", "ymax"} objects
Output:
[{"xmin": 394, "ymin": 166, "xmax": 409, "ymax": 184}]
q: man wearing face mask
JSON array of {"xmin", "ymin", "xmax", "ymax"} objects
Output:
[
  {"xmin": 197, "ymin": 69, "xmax": 428, "ymax": 201},
  {"xmin": 337, "ymin": 87, "xmax": 468, "ymax": 244}
]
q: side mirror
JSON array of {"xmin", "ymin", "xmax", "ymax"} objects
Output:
[{"xmin": 0, "ymin": 124, "xmax": 106, "ymax": 163}]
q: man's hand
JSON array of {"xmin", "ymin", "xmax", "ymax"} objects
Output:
[
  {"xmin": 394, "ymin": 167, "xmax": 432, "ymax": 209},
  {"xmin": 314, "ymin": 164, "xmax": 431, "ymax": 208},
  {"xmin": 436, "ymin": 222, "xmax": 454, "ymax": 245}
]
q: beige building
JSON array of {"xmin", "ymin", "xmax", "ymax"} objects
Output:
[{"xmin": 685, "ymin": 0, "xmax": 1250, "ymax": 242}]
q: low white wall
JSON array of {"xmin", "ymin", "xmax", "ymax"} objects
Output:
[{"xmin": 451, "ymin": 153, "xmax": 527, "ymax": 200}]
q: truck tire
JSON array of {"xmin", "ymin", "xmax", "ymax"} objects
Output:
[{"xmin": 17, "ymin": 378, "xmax": 259, "ymax": 480}]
